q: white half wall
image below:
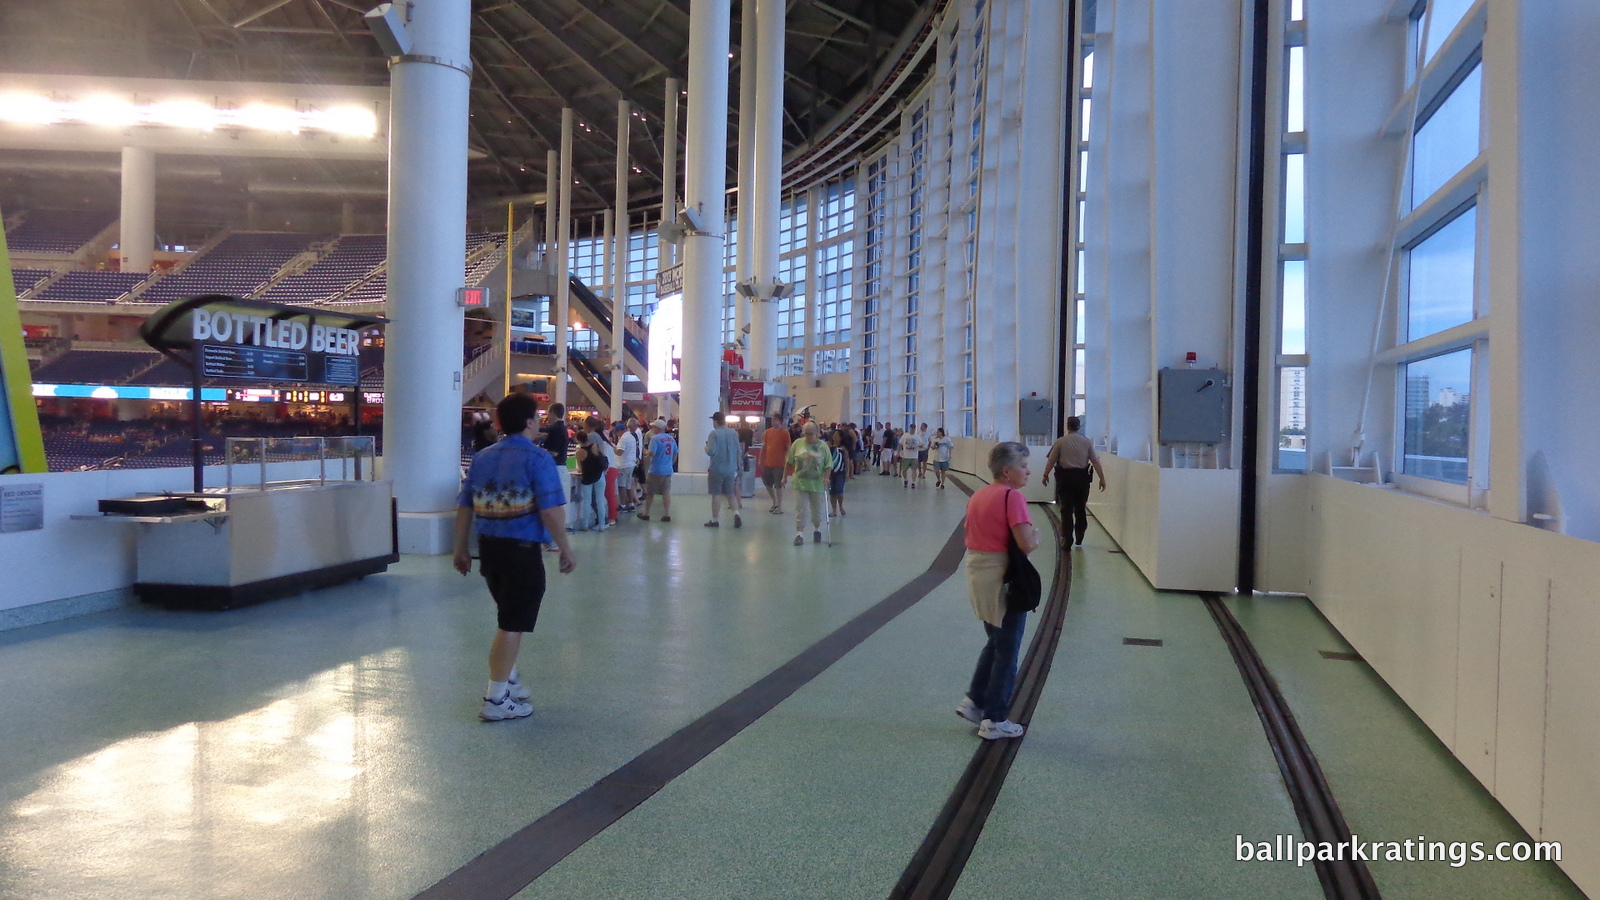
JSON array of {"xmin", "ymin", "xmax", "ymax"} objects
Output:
[
  {"xmin": 1302, "ymin": 473, "xmax": 1600, "ymax": 895},
  {"xmin": 1089, "ymin": 453, "xmax": 1240, "ymax": 593}
]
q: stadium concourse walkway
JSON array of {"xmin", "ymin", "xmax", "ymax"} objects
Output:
[{"xmin": 0, "ymin": 473, "xmax": 1581, "ymax": 900}]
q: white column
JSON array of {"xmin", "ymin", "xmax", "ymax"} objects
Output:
[
  {"xmin": 612, "ymin": 98, "xmax": 631, "ymax": 421},
  {"xmin": 382, "ymin": 0, "xmax": 472, "ymax": 553},
  {"xmin": 544, "ymin": 149, "xmax": 558, "ymax": 268},
  {"xmin": 555, "ymin": 108, "xmax": 574, "ymax": 406},
  {"xmin": 119, "ymin": 146, "xmax": 155, "ymax": 272},
  {"xmin": 735, "ymin": 0, "xmax": 758, "ymax": 345},
  {"xmin": 1014, "ymin": 0, "xmax": 1067, "ymax": 438},
  {"xmin": 603, "ymin": 210, "xmax": 615, "ymax": 307},
  {"xmin": 748, "ymin": 0, "xmax": 784, "ymax": 377},
  {"xmin": 679, "ymin": 0, "xmax": 732, "ymax": 474},
  {"xmin": 661, "ymin": 77, "xmax": 680, "ymax": 267}
]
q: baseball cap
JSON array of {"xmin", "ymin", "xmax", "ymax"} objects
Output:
[{"xmin": 651, "ymin": 418, "xmax": 667, "ymax": 430}]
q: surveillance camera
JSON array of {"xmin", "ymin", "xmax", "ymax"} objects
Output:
[
  {"xmin": 364, "ymin": 4, "xmax": 412, "ymax": 57},
  {"xmin": 658, "ymin": 221, "xmax": 687, "ymax": 244},
  {"xmin": 678, "ymin": 205, "xmax": 707, "ymax": 233}
]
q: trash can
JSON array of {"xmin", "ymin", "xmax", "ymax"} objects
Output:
[{"xmin": 741, "ymin": 453, "xmax": 757, "ymax": 498}]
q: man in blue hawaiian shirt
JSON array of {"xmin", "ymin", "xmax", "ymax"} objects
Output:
[{"xmin": 453, "ymin": 392, "xmax": 577, "ymax": 721}]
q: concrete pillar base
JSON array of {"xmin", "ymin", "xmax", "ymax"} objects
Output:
[{"xmin": 397, "ymin": 511, "xmax": 457, "ymax": 555}]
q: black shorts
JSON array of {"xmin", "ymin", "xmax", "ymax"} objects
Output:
[{"xmin": 478, "ymin": 536, "xmax": 547, "ymax": 632}]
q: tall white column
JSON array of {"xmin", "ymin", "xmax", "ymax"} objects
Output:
[
  {"xmin": 555, "ymin": 108, "xmax": 574, "ymax": 406},
  {"xmin": 119, "ymin": 146, "xmax": 155, "ymax": 272},
  {"xmin": 748, "ymin": 0, "xmax": 784, "ymax": 378},
  {"xmin": 382, "ymin": 0, "xmax": 472, "ymax": 553},
  {"xmin": 612, "ymin": 98, "xmax": 631, "ymax": 421},
  {"xmin": 544, "ymin": 149, "xmax": 558, "ymax": 267},
  {"xmin": 1014, "ymin": 0, "xmax": 1067, "ymax": 437},
  {"xmin": 735, "ymin": 1, "xmax": 758, "ymax": 345},
  {"xmin": 661, "ymin": 77, "xmax": 680, "ymax": 267},
  {"xmin": 679, "ymin": 0, "xmax": 732, "ymax": 474}
]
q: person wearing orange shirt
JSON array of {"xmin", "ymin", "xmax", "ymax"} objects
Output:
[{"xmin": 759, "ymin": 416, "xmax": 793, "ymax": 514}]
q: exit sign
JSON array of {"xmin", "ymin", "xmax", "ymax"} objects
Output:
[{"xmin": 457, "ymin": 286, "xmax": 493, "ymax": 308}]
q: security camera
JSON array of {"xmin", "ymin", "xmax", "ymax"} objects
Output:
[
  {"xmin": 678, "ymin": 205, "xmax": 708, "ymax": 233},
  {"xmin": 364, "ymin": 4, "xmax": 412, "ymax": 57},
  {"xmin": 658, "ymin": 220, "xmax": 687, "ymax": 244}
]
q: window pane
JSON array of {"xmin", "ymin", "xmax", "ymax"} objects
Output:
[
  {"xmin": 1290, "ymin": 0, "xmax": 1303, "ymax": 22},
  {"xmin": 1286, "ymin": 46, "xmax": 1304, "ymax": 133},
  {"xmin": 1424, "ymin": 0, "xmax": 1475, "ymax": 62},
  {"xmin": 1402, "ymin": 349, "xmax": 1471, "ymax": 484},
  {"xmin": 1406, "ymin": 206, "xmax": 1476, "ymax": 340},
  {"xmin": 1283, "ymin": 153, "xmax": 1305, "ymax": 243},
  {"xmin": 1412, "ymin": 64, "xmax": 1481, "ymax": 207},
  {"xmin": 1281, "ymin": 260, "xmax": 1306, "ymax": 354},
  {"xmin": 1277, "ymin": 366, "xmax": 1307, "ymax": 471}
]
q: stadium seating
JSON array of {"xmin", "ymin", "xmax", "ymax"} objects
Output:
[
  {"xmin": 11, "ymin": 267, "xmax": 55, "ymax": 296},
  {"xmin": 137, "ymin": 232, "xmax": 327, "ymax": 304},
  {"xmin": 31, "ymin": 350, "xmax": 160, "ymax": 385},
  {"xmin": 6, "ymin": 210, "xmax": 114, "ymax": 254},
  {"xmin": 256, "ymin": 234, "xmax": 388, "ymax": 304},
  {"xmin": 30, "ymin": 270, "xmax": 149, "ymax": 304}
]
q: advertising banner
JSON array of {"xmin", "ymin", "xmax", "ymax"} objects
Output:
[
  {"xmin": 647, "ymin": 293, "xmax": 682, "ymax": 394},
  {"xmin": 729, "ymin": 380, "xmax": 765, "ymax": 415}
]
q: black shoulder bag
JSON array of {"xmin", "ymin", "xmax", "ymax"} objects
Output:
[{"xmin": 1003, "ymin": 488, "xmax": 1042, "ymax": 613}]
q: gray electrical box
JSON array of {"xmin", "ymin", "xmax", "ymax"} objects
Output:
[
  {"xmin": 1158, "ymin": 368, "xmax": 1231, "ymax": 443},
  {"xmin": 1018, "ymin": 398, "xmax": 1053, "ymax": 435}
]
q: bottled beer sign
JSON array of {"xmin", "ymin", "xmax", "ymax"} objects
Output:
[{"xmin": 190, "ymin": 308, "xmax": 363, "ymax": 384}]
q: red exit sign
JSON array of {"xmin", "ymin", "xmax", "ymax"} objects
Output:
[{"xmin": 457, "ymin": 287, "xmax": 493, "ymax": 308}]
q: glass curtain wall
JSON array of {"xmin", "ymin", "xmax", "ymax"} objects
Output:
[
  {"xmin": 1389, "ymin": 0, "xmax": 1486, "ymax": 495},
  {"xmin": 854, "ymin": 0, "xmax": 991, "ymax": 436},
  {"xmin": 1276, "ymin": 0, "xmax": 1308, "ymax": 469}
]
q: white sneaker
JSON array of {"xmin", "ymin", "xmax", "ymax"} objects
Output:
[
  {"xmin": 978, "ymin": 718, "xmax": 1025, "ymax": 740},
  {"xmin": 480, "ymin": 693, "xmax": 533, "ymax": 721},
  {"xmin": 508, "ymin": 679, "xmax": 532, "ymax": 701},
  {"xmin": 955, "ymin": 697, "xmax": 983, "ymax": 724}
]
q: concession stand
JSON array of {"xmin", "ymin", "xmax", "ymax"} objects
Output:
[{"xmin": 81, "ymin": 295, "xmax": 397, "ymax": 609}]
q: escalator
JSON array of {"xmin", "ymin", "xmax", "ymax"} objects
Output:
[
  {"xmin": 567, "ymin": 348, "xmax": 611, "ymax": 410},
  {"xmin": 568, "ymin": 276, "xmax": 647, "ymax": 370}
]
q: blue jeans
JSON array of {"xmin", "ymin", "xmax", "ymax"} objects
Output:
[
  {"xmin": 968, "ymin": 608, "xmax": 1027, "ymax": 722},
  {"xmin": 573, "ymin": 479, "xmax": 604, "ymax": 530}
]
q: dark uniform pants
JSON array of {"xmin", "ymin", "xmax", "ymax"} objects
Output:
[{"xmin": 1055, "ymin": 466, "xmax": 1093, "ymax": 545}]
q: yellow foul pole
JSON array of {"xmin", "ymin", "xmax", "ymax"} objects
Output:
[{"xmin": 0, "ymin": 200, "xmax": 47, "ymax": 473}]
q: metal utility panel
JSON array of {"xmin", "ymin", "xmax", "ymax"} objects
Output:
[
  {"xmin": 1158, "ymin": 368, "xmax": 1231, "ymax": 443},
  {"xmin": 1018, "ymin": 398, "xmax": 1053, "ymax": 435}
]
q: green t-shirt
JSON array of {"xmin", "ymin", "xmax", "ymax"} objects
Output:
[{"xmin": 786, "ymin": 438, "xmax": 832, "ymax": 493}]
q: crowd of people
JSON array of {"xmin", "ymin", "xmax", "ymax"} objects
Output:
[{"xmin": 454, "ymin": 393, "xmax": 1106, "ymax": 744}]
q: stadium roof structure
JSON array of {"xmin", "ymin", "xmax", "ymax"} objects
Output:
[{"xmin": 0, "ymin": 0, "xmax": 937, "ymax": 221}]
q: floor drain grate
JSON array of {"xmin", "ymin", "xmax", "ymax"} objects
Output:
[
  {"xmin": 1123, "ymin": 637, "xmax": 1164, "ymax": 647},
  {"xmin": 1319, "ymin": 650, "xmax": 1362, "ymax": 662}
]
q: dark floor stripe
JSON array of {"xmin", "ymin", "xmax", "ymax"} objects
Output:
[
  {"xmin": 1202, "ymin": 593, "xmax": 1381, "ymax": 900},
  {"xmin": 889, "ymin": 503, "xmax": 1072, "ymax": 900},
  {"xmin": 413, "ymin": 519, "xmax": 973, "ymax": 900}
]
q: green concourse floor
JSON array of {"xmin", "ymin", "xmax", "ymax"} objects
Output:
[{"xmin": 0, "ymin": 474, "xmax": 1583, "ymax": 899}]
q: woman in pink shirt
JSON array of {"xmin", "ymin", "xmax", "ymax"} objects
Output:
[{"xmin": 957, "ymin": 442, "xmax": 1041, "ymax": 740}]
